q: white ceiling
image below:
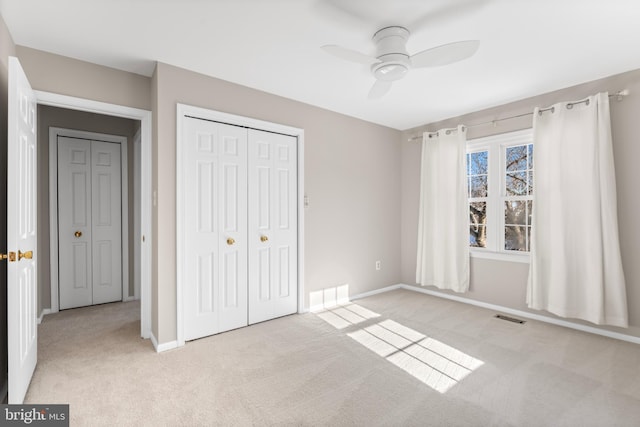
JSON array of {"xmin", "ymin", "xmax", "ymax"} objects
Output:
[{"xmin": 2, "ymin": 0, "xmax": 640, "ymax": 130}]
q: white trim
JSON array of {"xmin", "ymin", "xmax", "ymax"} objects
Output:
[
  {"xmin": 394, "ymin": 284, "xmax": 640, "ymax": 345},
  {"xmin": 133, "ymin": 127, "xmax": 142, "ymax": 300},
  {"xmin": 49, "ymin": 128, "xmax": 129, "ymax": 311},
  {"xmin": 175, "ymin": 104, "xmax": 305, "ymax": 347},
  {"xmin": 37, "ymin": 309, "xmax": 52, "ymax": 325},
  {"xmin": 150, "ymin": 332, "xmax": 178, "ymax": 353},
  {"xmin": 36, "ymin": 90, "xmax": 152, "ymax": 339},
  {"xmin": 470, "ymin": 249, "xmax": 530, "ymax": 263},
  {"xmin": 350, "ymin": 284, "xmax": 403, "ymax": 302}
]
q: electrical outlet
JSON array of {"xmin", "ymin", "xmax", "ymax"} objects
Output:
[{"xmin": 375, "ymin": 260, "xmax": 381, "ymax": 270}]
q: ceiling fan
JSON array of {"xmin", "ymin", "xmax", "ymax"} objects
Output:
[{"xmin": 322, "ymin": 26, "xmax": 479, "ymax": 99}]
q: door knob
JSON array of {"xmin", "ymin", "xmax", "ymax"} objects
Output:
[
  {"xmin": 260, "ymin": 235, "xmax": 269, "ymax": 242},
  {"xmin": 74, "ymin": 231, "xmax": 82, "ymax": 238},
  {"xmin": 1, "ymin": 252, "xmax": 16, "ymax": 262},
  {"xmin": 18, "ymin": 250, "xmax": 33, "ymax": 261},
  {"xmin": 226, "ymin": 237, "xmax": 235, "ymax": 246}
]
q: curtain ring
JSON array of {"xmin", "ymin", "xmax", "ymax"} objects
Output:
[
  {"xmin": 586, "ymin": 98, "xmax": 590, "ymax": 106},
  {"xmin": 551, "ymin": 106, "xmax": 555, "ymax": 114},
  {"xmin": 567, "ymin": 103, "xmax": 573, "ymax": 110}
]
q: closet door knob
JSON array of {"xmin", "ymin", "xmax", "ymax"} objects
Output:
[
  {"xmin": 74, "ymin": 231, "xmax": 82, "ymax": 238},
  {"xmin": 226, "ymin": 237, "xmax": 235, "ymax": 246},
  {"xmin": 260, "ymin": 235, "xmax": 269, "ymax": 242},
  {"xmin": 18, "ymin": 250, "xmax": 33, "ymax": 261}
]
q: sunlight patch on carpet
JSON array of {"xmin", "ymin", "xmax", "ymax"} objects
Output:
[{"xmin": 315, "ymin": 302, "xmax": 484, "ymax": 393}]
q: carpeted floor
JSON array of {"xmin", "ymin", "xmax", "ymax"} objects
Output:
[{"xmin": 26, "ymin": 289, "xmax": 640, "ymax": 426}]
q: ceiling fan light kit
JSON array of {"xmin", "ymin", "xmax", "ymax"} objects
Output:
[{"xmin": 322, "ymin": 25, "xmax": 479, "ymax": 99}]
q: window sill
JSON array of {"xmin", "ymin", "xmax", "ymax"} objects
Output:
[{"xmin": 470, "ymin": 249, "xmax": 530, "ymax": 264}]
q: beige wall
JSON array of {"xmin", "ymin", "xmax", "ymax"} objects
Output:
[
  {"xmin": 16, "ymin": 46, "xmax": 151, "ymax": 111},
  {"xmin": 401, "ymin": 68, "xmax": 640, "ymax": 338},
  {"xmin": 36, "ymin": 105, "xmax": 139, "ymax": 314},
  {"xmin": 154, "ymin": 62, "xmax": 402, "ymax": 343}
]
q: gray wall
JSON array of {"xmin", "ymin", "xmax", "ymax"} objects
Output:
[
  {"xmin": 153, "ymin": 62, "xmax": 402, "ymax": 344},
  {"xmin": 401, "ymin": 68, "xmax": 640, "ymax": 339},
  {"xmin": 37, "ymin": 105, "xmax": 139, "ymax": 314}
]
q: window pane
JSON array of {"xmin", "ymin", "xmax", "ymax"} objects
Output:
[
  {"xmin": 469, "ymin": 151, "xmax": 488, "ymax": 175},
  {"xmin": 528, "ymin": 144, "xmax": 534, "ymax": 169},
  {"xmin": 470, "ymin": 176, "xmax": 488, "ymax": 198},
  {"xmin": 470, "ymin": 226, "xmax": 486, "ymax": 247},
  {"xmin": 470, "ymin": 202, "xmax": 487, "ymax": 248},
  {"xmin": 506, "ymin": 145, "xmax": 527, "ymax": 171},
  {"xmin": 505, "ymin": 201, "xmax": 526, "ymax": 225},
  {"xmin": 506, "ymin": 172, "xmax": 527, "ymax": 196},
  {"xmin": 527, "ymin": 200, "xmax": 533, "ymax": 226},
  {"xmin": 505, "ymin": 226, "xmax": 527, "ymax": 251},
  {"xmin": 528, "ymin": 171, "xmax": 534, "ymax": 195}
]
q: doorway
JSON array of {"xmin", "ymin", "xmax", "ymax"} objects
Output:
[{"xmin": 35, "ymin": 93, "xmax": 152, "ymax": 340}]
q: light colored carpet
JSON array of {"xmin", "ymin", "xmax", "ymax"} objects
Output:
[{"xmin": 26, "ymin": 289, "xmax": 640, "ymax": 426}]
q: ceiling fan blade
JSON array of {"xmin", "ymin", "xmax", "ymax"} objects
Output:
[
  {"xmin": 368, "ymin": 80, "xmax": 392, "ymax": 100},
  {"xmin": 410, "ymin": 40, "xmax": 480, "ymax": 68},
  {"xmin": 322, "ymin": 45, "xmax": 379, "ymax": 66}
]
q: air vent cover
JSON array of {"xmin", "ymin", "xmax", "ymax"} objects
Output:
[{"xmin": 494, "ymin": 314, "xmax": 526, "ymax": 324}]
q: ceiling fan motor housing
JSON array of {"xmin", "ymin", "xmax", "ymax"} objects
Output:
[{"xmin": 372, "ymin": 26, "xmax": 410, "ymax": 81}]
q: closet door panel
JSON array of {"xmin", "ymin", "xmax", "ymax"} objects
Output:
[
  {"xmin": 57, "ymin": 137, "xmax": 93, "ymax": 310},
  {"xmin": 91, "ymin": 140, "xmax": 122, "ymax": 305},
  {"xmin": 183, "ymin": 118, "xmax": 248, "ymax": 340},
  {"xmin": 248, "ymin": 129, "xmax": 297, "ymax": 324}
]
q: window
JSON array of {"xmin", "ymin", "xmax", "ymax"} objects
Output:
[{"xmin": 466, "ymin": 129, "xmax": 533, "ymax": 261}]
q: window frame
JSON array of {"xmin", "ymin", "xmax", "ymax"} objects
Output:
[{"xmin": 466, "ymin": 128, "xmax": 533, "ymax": 263}]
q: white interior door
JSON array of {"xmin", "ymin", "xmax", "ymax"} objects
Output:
[
  {"xmin": 58, "ymin": 137, "xmax": 122, "ymax": 309},
  {"xmin": 182, "ymin": 117, "xmax": 248, "ymax": 341},
  {"xmin": 248, "ymin": 129, "xmax": 298, "ymax": 324},
  {"xmin": 7, "ymin": 56, "xmax": 38, "ymax": 404}
]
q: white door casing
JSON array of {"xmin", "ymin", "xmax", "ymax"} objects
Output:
[
  {"xmin": 57, "ymin": 136, "xmax": 124, "ymax": 310},
  {"xmin": 182, "ymin": 117, "xmax": 249, "ymax": 340},
  {"xmin": 7, "ymin": 56, "xmax": 38, "ymax": 404},
  {"xmin": 248, "ymin": 129, "xmax": 298, "ymax": 324}
]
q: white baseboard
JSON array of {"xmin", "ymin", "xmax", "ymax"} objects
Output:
[
  {"xmin": 150, "ymin": 332, "xmax": 179, "ymax": 353},
  {"xmin": 37, "ymin": 309, "xmax": 52, "ymax": 324},
  {"xmin": 350, "ymin": 284, "xmax": 403, "ymax": 302},
  {"xmin": 394, "ymin": 284, "xmax": 640, "ymax": 345},
  {"xmin": 123, "ymin": 296, "xmax": 138, "ymax": 302}
]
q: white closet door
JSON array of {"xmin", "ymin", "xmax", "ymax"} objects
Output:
[
  {"xmin": 91, "ymin": 140, "xmax": 122, "ymax": 304},
  {"xmin": 183, "ymin": 117, "xmax": 248, "ymax": 341},
  {"xmin": 58, "ymin": 137, "xmax": 93, "ymax": 309},
  {"xmin": 58, "ymin": 138, "xmax": 122, "ymax": 309},
  {"xmin": 248, "ymin": 129, "xmax": 298, "ymax": 324}
]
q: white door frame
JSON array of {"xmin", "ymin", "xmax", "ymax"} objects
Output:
[
  {"xmin": 49, "ymin": 127, "xmax": 129, "ymax": 310},
  {"xmin": 175, "ymin": 103, "xmax": 305, "ymax": 347},
  {"xmin": 35, "ymin": 90, "xmax": 152, "ymax": 339}
]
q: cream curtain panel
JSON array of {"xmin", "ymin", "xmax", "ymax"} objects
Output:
[
  {"xmin": 527, "ymin": 92, "xmax": 628, "ymax": 327},
  {"xmin": 416, "ymin": 125, "xmax": 469, "ymax": 293}
]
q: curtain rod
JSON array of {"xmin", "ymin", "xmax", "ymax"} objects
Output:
[{"xmin": 408, "ymin": 89, "xmax": 629, "ymax": 141}]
